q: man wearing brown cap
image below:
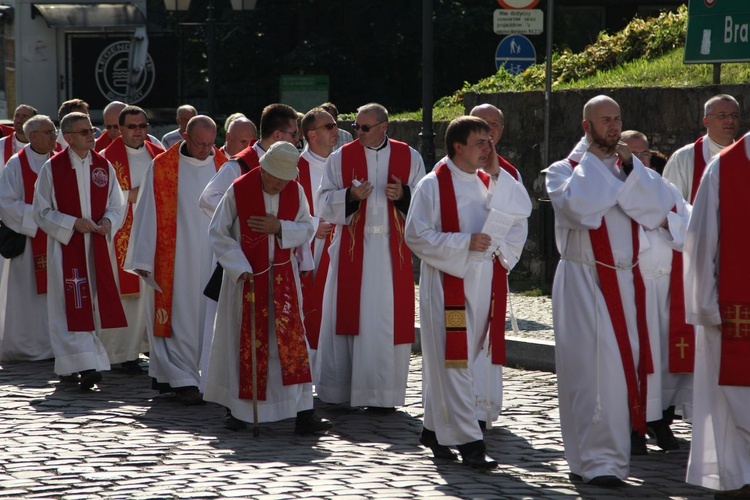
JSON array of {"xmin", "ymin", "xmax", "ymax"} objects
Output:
[{"xmin": 204, "ymin": 141, "xmax": 331, "ymax": 434}]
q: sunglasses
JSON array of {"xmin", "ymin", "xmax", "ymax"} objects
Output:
[
  {"xmin": 316, "ymin": 123, "xmax": 338, "ymax": 131},
  {"xmin": 351, "ymin": 121, "xmax": 384, "ymax": 133},
  {"xmin": 125, "ymin": 123, "xmax": 149, "ymax": 130},
  {"xmin": 69, "ymin": 128, "xmax": 95, "ymax": 137},
  {"xmin": 105, "ymin": 124, "xmax": 118, "ymax": 130}
]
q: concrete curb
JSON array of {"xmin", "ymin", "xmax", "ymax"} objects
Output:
[{"xmin": 412, "ymin": 327, "xmax": 556, "ymax": 374}]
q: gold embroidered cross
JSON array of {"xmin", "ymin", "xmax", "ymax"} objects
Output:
[
  {"xmin": 245, "ymin": 291, "xmax": 254, "ymax": 302},
  {"xmin": 722, "ymin": 304, "xmax": 750, "ymax": 339},
  {"xmin": 276, "ymin": 275, "xmax": 283, "ymax": 285},
  {"xmin": 675, "ymin": 337, "xmax": 689, "ymax": 359}
]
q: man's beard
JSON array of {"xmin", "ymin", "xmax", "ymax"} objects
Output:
[{"xmin": 590, "ymin": 124, "xmax": 620, "ymax": 152}]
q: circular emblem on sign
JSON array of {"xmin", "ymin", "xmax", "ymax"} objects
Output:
[
  {"xmin": 156, "ymin": 308, "xmax": 169, "ymax": 325},
  {"xmin": 95, "ymin": 41, "xmax": 155, "ymax": 104},
  {"xmin": 704, "ymin": 0, "xmax": 716, "ymax": 7},
  {"xmin": 91, "ymin": 167, "xmax": 109, "ymax": 188},
  {"xmin": 497, "ymin": 0, "xmax": 540, "ymax": 8}
]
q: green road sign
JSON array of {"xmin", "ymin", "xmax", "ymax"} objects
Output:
[
  {"xmin": 280, "ymin": 75, "xmax": 329, "ymax": 114},
  {"xmin": 685, "ymin": 0, "xmax": 750, "ymax": 63}
]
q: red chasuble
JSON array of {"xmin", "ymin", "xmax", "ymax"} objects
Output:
[
  {"xmin": 95, "ymin": 133, "xmax": 113, "ymax": 152},
  {"xmin": 104, "ymin": 136, "xmax": 164, "ymax": 296},
  {"xmin": 569, "ymin": 158, "xmax": 653, "ymax": 435},
  {"xmin": 50, "ymin": 149, "xmax": 127, "ymax": 331},
  {"xmin": 233, "ymin": 144, "xmax": 260, "ymax": 174},
  {"xmin": 297, "ymin": 155, "xmax": 333, "ymax": 349},
  {"xmin": 435, "ymin": 162, "xmax": 508, "ymax": 368},
  {"xmin": 151, "ymin": 145, "xmax": 227, "ymax": 337},
  {"xmin": 3, "ymin": 134, "xmax": 17, "ymax": 165},
  {"xmin": 0, "ymin": 124, "xmax": 14, "ymax": 138},
  {"xmin": 234, "ymin": 167, "xmax": 312, "ymax": 400},
  {"xmin": 336, "ymin": 139, "xmax": 415, "ymax": 345},
  {"xmin": 497, "ymin": 154, "xmax": 520, "ymax": 181},
  {"xmin": 717, "ymin": 136, "xmax": 750, "ymax": 386},
  {"xmin": 18, "ymin": 148, "xmax": 48, "ymax": 294}
]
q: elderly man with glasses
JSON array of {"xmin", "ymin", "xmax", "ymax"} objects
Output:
[
  {"xmin": 125, "ymin": 115, "xmax": 227, "ymax": 406},
  {"xmin": 314, "ymin": 102, "xmax": 425, "ymax": 414},
  {"xmin": 0, "ymin": 104, "xmax": 37, "ymax": 171},
  {"xmin": 663, "ymin": 94, "xmax": 741, "ymax": 203},
  {"xmin": 32, "ymin": 111, "xmax": 127, "ymax": 391}
]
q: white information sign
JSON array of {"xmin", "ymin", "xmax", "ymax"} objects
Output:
[{"xmin": 493, "ymin": 9, "xmax": 543, "ymax": 35}]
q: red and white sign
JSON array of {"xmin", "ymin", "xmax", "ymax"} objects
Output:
[{"xmin": 497, "ymin": 0, "xmax": 540, "ymax": 9}]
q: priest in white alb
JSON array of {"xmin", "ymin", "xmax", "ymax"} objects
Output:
[
  {"xmin": 683, "ymin": 131, "xmax": 750, "ymax": 497},
  {"xmin": 100, "ymin": 105, "xmax": 164, "ymax": 373},
  {"xmin": 125, "ymin": 115, "xmax": 227, "ymax": 405},
  {"xmin": 546, "ymin": 96, "xmax": 673, "ymax": 487},
  {"xmin": 0, "ymin": 114, "xmax": 57, "ymax": 361},
  {"xmin": 406, "ymin": 116, "xmax": 530, "ymax": 469},
  {"xmin": 32, "ymin": 112, "xmax": 127, "ymax": 390},
  {"xmin": 204, "ymin": 141, "xmax": 331, "ymax": 434}
]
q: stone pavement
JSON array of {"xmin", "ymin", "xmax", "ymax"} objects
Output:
[{"xmin": 0, "ymin": 357, "xmax": 713, "ymax": 499}]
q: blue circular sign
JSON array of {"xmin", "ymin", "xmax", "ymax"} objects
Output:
[{"xmin": 495, "ymin": 34, "xmax": 537, "ymax": 74}]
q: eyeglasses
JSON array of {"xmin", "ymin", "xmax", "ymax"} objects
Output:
[
  {"xmin": 706, "ymin": 112, "xmax": 740, "ymax": 121},
  {"xmin": 105, "ymin": 124, "xmax": 119, "ymax": 130},
  {"xmin": 125, "ymin": 123, "xmax": 149, "ymax": 130},
  {"xmin": 278, "ymin": 129, "xmax": 298, "ymax": 140},
  {"xmin": 315, "ymin": 123, "xmax": 338, "ymax": 131},
  {"xmin": 68, "ymin": 128, "xmax": 95, "ymax": 137},
  {"xmin": 33, "ymin": 129, "xmax": 57, "ymax": 137},
  {"xmin": 352, "ymin": 121, "xmax": 385, "ymax": 133},
  {"xmin": 633, "ymin": 151, "xmax": 652, "ymax": 160}
]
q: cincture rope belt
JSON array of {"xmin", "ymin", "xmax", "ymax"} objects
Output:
[{"xmin": 560, "ymin": 255, "xmax": 639, "ymax": 271}]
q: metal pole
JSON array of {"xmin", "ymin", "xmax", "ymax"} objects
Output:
[
  {"xmin": 206, "ymin": 0, "xmax": 217, "ymax": 115},
  {"xmin": 713, "ymin": 63, "xmax": 721, "ymax": 85},
  {"xmin": 543, "ymin": 0, "xmax": 554, "ymax": 170},
  {"xmin": 420, "ymin": 0, "xmax": 435, "ymax": 171}
]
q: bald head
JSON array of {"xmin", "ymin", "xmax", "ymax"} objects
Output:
[
  {"xmin": 103, "ymin": 101, "xmax": 127, "ymax": 139},
  {"xmin": 184, "ymin": 115, "xmax": 217, "ymax": 161},
  {"xmin": 470, "ymin": 104, "xmax": 505, "ymax": 143},
  {"xmin": 582, "ymin": 95, "xmax": 622, "ymax": 150},
  {"xmin": 583, "ymin": 95, "xmax": 620, "ymax": 121},
  {"xmin": 225, "ymin": 117, "xmax": 258, "ymax": 156}
]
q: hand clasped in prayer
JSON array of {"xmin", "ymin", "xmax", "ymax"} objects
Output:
[{"xmin": 74, "ymin": 217, "xmax": 111, "ymax": 235}]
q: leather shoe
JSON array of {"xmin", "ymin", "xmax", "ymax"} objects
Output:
[
  {"xmin": 223, "ymin": 409, "xmax": 247, "ymax": 431},
  {"xmin": 631, "ymin": 430, "xmax": 647, "ymax": 455},
  {"xmin": 151, "ymin": 378, "xmax": 173, "ymax": 394},
  {"xmin": 647, "ymin": 419, "xmax": 680, "ymax": 451},
  {"xmin": 714, "ymin": 484, "xmax": 750, "ymax": 499},
  {"xmin": 175, "ymin": 386, "xmax": 206, "ymax": 406},
  {"xmin": 457, "ymin": 440, "xmax": 498, "ymax": 470},
  {"xmin": 121, "ymin": 359, "xmax": 145, "ymax": 375},
  {"xmin": 419, "ymin": 428, "xmax": 457, "ymax": 460},
  {"xmin": 366, "ymin": 406, "xmax": 396, "ymax": 414},
  {"xmin": 59, "ymin": 373, "xmax": 80, "ymax": 383},
  {"xmin": 79, "ymin": 370, "xmax": 102, "ymax": 391},
  {"xmin": 588, "ymin": 475, "xmax": 626, "ymax": 487},
  {"xmin": 294, "ymin": 410, "xmax": 332, "ymax": 435}
]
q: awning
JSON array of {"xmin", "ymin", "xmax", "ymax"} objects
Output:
[
  {"xmin": 31, "ymin": 3, "xmax": 146, "ymax": 28},
  {"xmin": 0, "ymin": 4, "xmax": 14, "ymax": 20}
]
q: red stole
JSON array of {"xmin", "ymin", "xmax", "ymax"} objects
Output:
[
  {"xmin": 336, "ymin": 139, "xmax": 415, "ymax": 344},
  {"xmin": 717, "ymin": 135, "xmax": 750, "ymax": 386},
  {"xmin": 234, "ymin": 144, "xmax": 260, "ymax": 174},
  {"xmin": 589, "ymin": 222, "xmax": 652, "ymax": 436},
  {"xmin": 152, "ymin": 145, "xmax": 227, "ymax": 337},
  {"xmin": 19, "ymin": 148, "xmax": 48, "ymax": 294},
  {"xmin": 497, "ymin": 154, "xmax": 520, "ymax": 181},
  {"xmin": 105, "ymin": 137, "xmax": 164, "ymax": 297},
  {"xmin": 297, "ymin": 155, "xmax": 333, "ymax": 349},
  {"xmin": 95, "ymin": 133, "xmax": 113, "ymax": 152},
  {"xmin": 435, "ymin": 162, "xmax": 508, "ymax": 367},
  {"xmin": 0, "ymin": 124, "xmax": 14, "ymax": 138},
  {"xmin": 50, "ymin": 149, "xmax": 127, "ymax": 331},
  {"xmin": 667, "ymin": 205, "xmax": 694, "ymax": 373},
  {"xmin": 3, "ymin": 134, "xmax": 15, "ymax": 165},
  {"xmin": 235, "ymin": 168, "xmax": 312, "ymax": 400},
  {"xmin": 689, "ymin": 137, "xmax": 707, "ymax": 204}
]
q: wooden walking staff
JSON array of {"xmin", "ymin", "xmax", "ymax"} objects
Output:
[{"xmin": 249, "ymin": 275, "xmax": 260, "ymax": 437}]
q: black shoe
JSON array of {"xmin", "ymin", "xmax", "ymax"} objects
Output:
[
  {"xmin": 59, "ymin": 373, "xmax": 80, "ymax": 383},
  {"xmin": 294, "ymin": 410, "xmax": 332, "ymax": 435},
  {"xmin": 419, "ymin": 428, "xmax": 458, "ymax": 460},
  {"xmin": 588, "ymin": 475, "xmax": 626, "ymax": 487},
  {"xmin": 366, "ymin": 406, "xmax": 397, "ymax": 414},
  {"xmin": 79, "ymin": 370, "xmax": 102, "ymax": 391},
  {"xmin": 151, "ymin": 378, "xmax": 173, "ymax": 394},
  {"xmin": 478, "ymin": 420, "xmax": 487, "ymax": 430},
  {"xmin": 121, "ymin": 359, "xmax": 145, "ymax": 375},
  {"xmin": 631, "ymin": 430, "xmax": 648, "ymax": 455},
  {"xmin": 174, "ymin": 386, "xmax": 205, "ymax": 406},
  {"xmin": 647, "ymin": 419, "xmax": 680, "ymax": 451},
  {"xmin": 714, "ymin": 484, "xmax": 750, "ymax": 499},
  {"xmin": 457, "ymin": 440, "xmax": 497, "ymax": 470},
  {"xmin": 223, "ymin": 409, "xmax": 247, "ymax": 431},
  {"xmin": 568, "ymin": 472, "xmax": 583, "ymax": 483}
]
